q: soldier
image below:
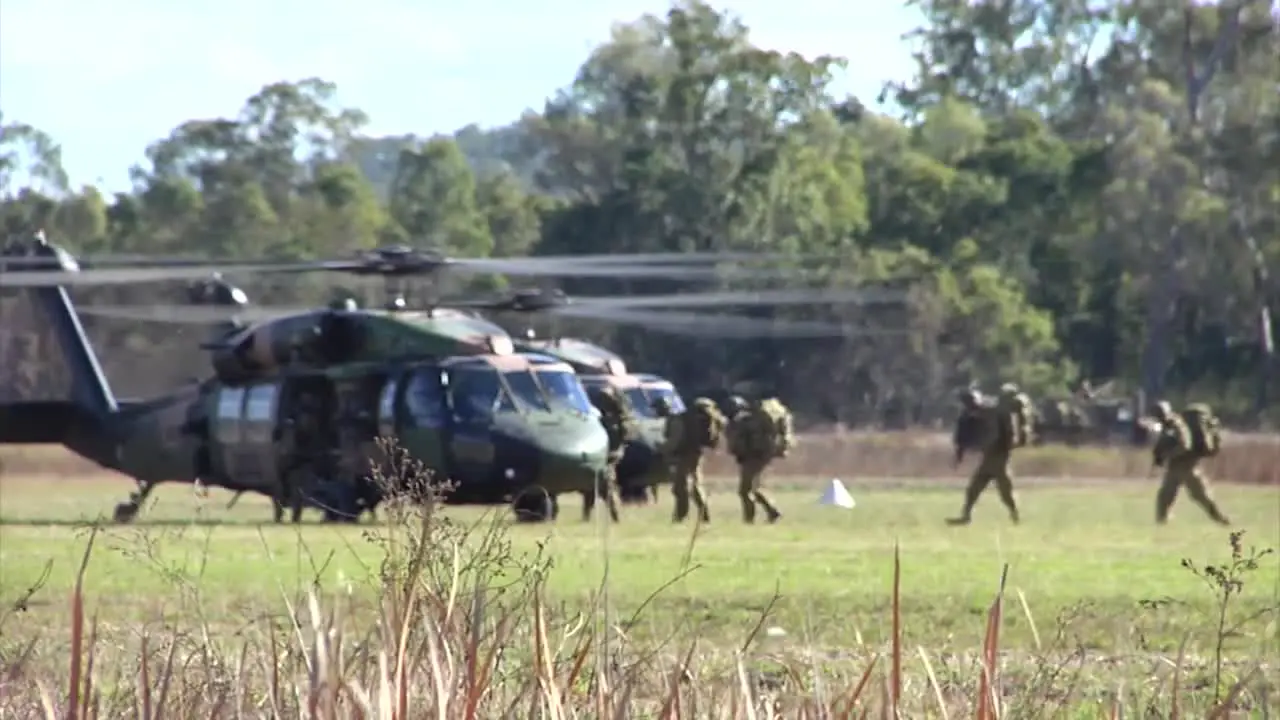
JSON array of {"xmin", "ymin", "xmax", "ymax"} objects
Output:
[
  {"xmin": 726, "ymin": 394, "xmax": 790, "ymax": 524},
  {"xmin": 655, "ymin": 396, "xmax": 712, "ymax": 524},
  {"xmin": 947, "ymin": 386, "xmax": 1022, "ymax": 526},
  {"xmin": 583, "ymin": 385, "xmax": 634, "ymax": 522},
  {"xmin": 1150, "ymin": 401, "xmax": 1231, "ymax": 525}
]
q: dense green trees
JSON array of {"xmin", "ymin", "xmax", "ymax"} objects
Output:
[{"xmin": 2, "ymin": 0, "xmax": 1276, "ymax": 426}]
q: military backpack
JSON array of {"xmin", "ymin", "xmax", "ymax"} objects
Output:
[
  {"xmin": 1002, "ymin": 391, "xmax": 1035, "ymax": 449},
  {"xmin": 687, "ymin": 397, "xmax": 727, "ymax": 449},
  {"xmin": 757, "ymin": 398, "xmax": 796, "ymax": 458},
  {"xmin": 1180, "ymin": 403, "xmax": 1221, "ymax": 457}
]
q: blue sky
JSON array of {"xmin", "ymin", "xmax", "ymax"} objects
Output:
[{"xmin": 1, "ymin": 0, "xmax": 921, "ymax": 193}]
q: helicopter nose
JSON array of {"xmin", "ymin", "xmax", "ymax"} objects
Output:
[{"xmin": 534, "ymin": 424, "xmax": 610, "ymax": 488}]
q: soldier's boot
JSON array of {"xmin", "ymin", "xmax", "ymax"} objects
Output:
[
  {"xmin": 1188, "ymin": 489, "xmax": 1230, "ymax": 526},
  {"xmin": 754, "ymin": 491, "xmax": 782, "ymax": 523},
  {"xmin": 947, "ymin": 476, "xmax": 986, "ymax": 525}
]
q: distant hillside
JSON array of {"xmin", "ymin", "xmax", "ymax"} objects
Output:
[{"xmin": 349, "ymin": 123, "xmax": 541, "ymax": 200}]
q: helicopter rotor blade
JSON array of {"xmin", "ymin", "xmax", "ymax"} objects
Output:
[
  {"xmin": 0, "ymin": 254, "xmax": 808, "ymax": 287},
  {"xmin": 74, "ymin": 304, "xmax": 307, "ymax": 325},
  {"xmin": 568, "ymin": 287, "xmax": 908, "ymax": 309},
  {"xmin": 0, "ymin": 249, "xmax": 801, "ymax": 269},
  {"xmin": 550, "ymin": 305, "xmax": 908, "ymax": 339},
  {"xmin": 0, "ymin": 262, "xmax": 333, "ymax": 288}
]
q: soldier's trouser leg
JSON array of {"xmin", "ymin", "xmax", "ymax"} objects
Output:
[
  {"xmin": 591, "ymin": 467, "xmax": 620, "ymax": 522},
  {"xmin": 671, "ymin": 467, "xmax": 691, "ymax": 522},
  {"xmin": 737, "ymin": 464, "xmax": 757, "ymax": 523},
  {"xmin": 994, "ymin": 468, "xmax": 1019, "ymax": 522},
  {"xmin": 738, "ymin": 461, "xmax": 780, "ymax": 523},
  {"xmin": 956, "ymin": 470, "xmax": 992, "ymax": 521},
  {"xmin": 1155, "ymin": 468, "xmax": 1181, "ymax": 523},
  {"xmin": 688, "ymin": 463, "xmax": 710, "ymax": 523},
  {"xmin": 1182, "ymin": 466, "xmax": 1230, "ymax": 525}
]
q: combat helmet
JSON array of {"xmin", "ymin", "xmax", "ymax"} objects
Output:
[
  {"xmin": 1152, "ymin": 400, "xmax": 1173, "ymax": 420},
  {"xmin": 957, "ymin": 387, "xmax": 982, "ymax": 407}
]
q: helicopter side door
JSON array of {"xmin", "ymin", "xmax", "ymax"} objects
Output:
[
  {"xmin": 240, "ymin": 382, "xmax": 281, "ymax": 492},
  {"xmin": 212, "ymin": 386, "xmax": 247, "ymax": 484},
  {"xmin": 396, "ymin": 368, "xmax": 447, "ymax": 474},
  {"xmin": 444, "ymin": 373, "xmax": 502, "ymax": 491}
]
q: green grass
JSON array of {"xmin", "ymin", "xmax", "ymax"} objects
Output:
[
  {"xmin": 1, "ymin": 474, "xmax": 1277, "ymax": 715},
  {"xmin": 3, "ymin": 476, "xmax": 1277, "ymax": 647}
]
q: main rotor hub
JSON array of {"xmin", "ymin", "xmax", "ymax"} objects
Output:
[
  {"xmin": 509, "ymin": 288, "xmax": 569, "ymax": 312},
  {"xmin": 351, "ymin": 245, "xmax": 450, "ymax": 277}
]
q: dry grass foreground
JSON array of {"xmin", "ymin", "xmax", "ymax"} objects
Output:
[
  {"xmin": 6, "ymin": 430, "xmax": 1280, "ymax": 485},
  {"xmin": 0, "ymin": 471, "xmax": 1277, "ymax": 717}
]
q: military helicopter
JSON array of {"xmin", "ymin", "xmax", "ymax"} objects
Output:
[{"xmin": 0, "ymin": 234, "xmax": 904, "ymax": 523}]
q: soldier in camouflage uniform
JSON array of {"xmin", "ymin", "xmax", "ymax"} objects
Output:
[
  {"xmin": 583, "ymin": 385, "xmax": 634, "ymax": 522},
  {"xmin": 655, "ymin": 396, "xmax": 711, "ymax": 524},
  {"xmin": 726, "ymin": 395, "xmax": 785, "ymax": 524},
  {"xmin": 1150, "ymin": 401, "xmax": 1231, "ymax": 525},
  {"xmin": 947, "ymin": 386, "xmax": 1022, "ymax": 526}
]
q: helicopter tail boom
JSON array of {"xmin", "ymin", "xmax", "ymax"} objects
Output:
[{"xmin": 1, "ymin": 235, "xmax": 121, "ymax": 469}]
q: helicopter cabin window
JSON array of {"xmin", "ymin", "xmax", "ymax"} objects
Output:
[
  {"xmin": 243, "ymin": 384, "xmax": 278, "ymax": 444},
  {"xmin": 215, "ymin": 387, "xmax": 247, "ymax": 443},
  {"xmin": 404, "ymin": 369, "xmax": 447, "ymax": 429},
  {"xmin": 502, "ymin": 370, "xmax": 552, "ymax": 412},
  {"xmin": 377, "ymin": 376, "xmax": 399, "ymax": 437},
  {"xmin": 533, "ymin": 369, "xmax": 593, "ymax": 414},
  {"xmin": 446, "ymin": 367, "xmax": 511, "ymax": 422}
]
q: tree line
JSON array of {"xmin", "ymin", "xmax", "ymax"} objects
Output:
[{"xmin": 2, "ymin": 0, "xmax": 1277, "ymax": 428}]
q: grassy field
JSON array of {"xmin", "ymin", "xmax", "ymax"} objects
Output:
[{"xmin": 1, "ymin": 467, "xmax": 1277, "ymax": 717}]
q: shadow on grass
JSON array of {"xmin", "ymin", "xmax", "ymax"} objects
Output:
[{"xmin": 0, "ymin": 517, "xmax": 372, "ymax": 529}]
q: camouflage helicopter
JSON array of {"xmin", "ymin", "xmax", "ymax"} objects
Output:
[
  {"xmin": 482, "ymin": 286, "xmax": 907, "ymax": 505},
  {"xmin": 0, "ymin": 233, "xmax": 900, "ymax": 523}
]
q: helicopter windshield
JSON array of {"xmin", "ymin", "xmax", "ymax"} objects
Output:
[
  {"xmin": 447, "ymin": 367, "xmax": 515, "ymax": 421},
  {"xmin": 501, "ymin": 370, "xmax": 553, "ymax": 412},
  {"xmin": 647, "ymin": 386, "xmax": 686, "ymax": 414},
  {"xmin": 623, "ymin": 387, "xmax": 656, "ymax": 418},
  {"xmin": 534, "ymin": 369, "xmax": 594, "ymax": 414}
]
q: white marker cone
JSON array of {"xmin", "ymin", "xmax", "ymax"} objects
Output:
[{"xmin": 818, "ymin": 478, "xmax": 856, "ymax": 509}]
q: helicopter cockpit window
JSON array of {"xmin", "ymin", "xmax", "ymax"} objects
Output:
[
  {"xmin": 446, "ymin": 368, "xmax": 512, "ymax": 422},
  {"xmin": 623, "ymin": 388, "xmax": 655, "ymax": 418},
  {"xmin": 502, "ymin": 370, "xmax": 552, "ymax": 412},
  {"xmin": 404, "ymin": 370, "xmax": 446, "ymax": 429},
  {"xmin": 647, "ymin": 387, "xmax": 686, "ymax": 414},
  {"xmin": 532, "ymin": 369, "xmax": 593, "ymax": 414}
]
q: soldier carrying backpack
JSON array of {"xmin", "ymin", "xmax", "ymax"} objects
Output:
[
  {"xmin": 947, "ymin": 384, "xmax": 1025, "ymax": 526},
  {"xmin": 657, "ymin": 396, "xmax": 713, "ymax": 524},
  {"xmin": 584, "ymin": 386, "xmax": 635, "ymax": 523},
  {"xmin": 726, "ymin": 394, "xmax": 794, "ymax": 524},
  {"xmin": 1150, "ymin": 401, "xmax": 1230, "ymax": 525}
]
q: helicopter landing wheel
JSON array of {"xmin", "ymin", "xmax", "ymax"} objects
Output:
[{"xmin": 512, "ymin": 486, "xmax": 553, "ymax": 523}]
